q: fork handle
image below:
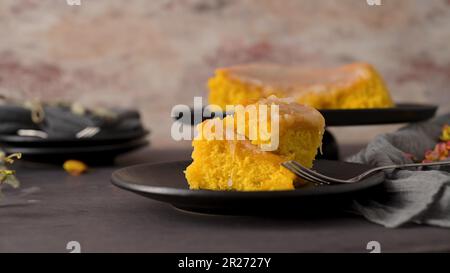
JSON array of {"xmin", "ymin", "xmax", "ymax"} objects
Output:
[{"xmin": 358, "ymin": 160, "xmax": 450, "ymax": 180}]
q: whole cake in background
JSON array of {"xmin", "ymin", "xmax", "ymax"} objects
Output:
[
  {"xmin": 208, "ymin": 62, "xmax": 394, "ymax": 110},
  {"xmin": 185, "ymin": 96, "xmax": 325, "ymax": 191}
]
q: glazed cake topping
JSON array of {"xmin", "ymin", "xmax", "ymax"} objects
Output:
[
  {"xmin": 220, "ymin": 62, "xmax": 374, "ymax": 95},
  {"xmin": 257, "ymin": 95, "xmax": 325, "ymax": 131}
]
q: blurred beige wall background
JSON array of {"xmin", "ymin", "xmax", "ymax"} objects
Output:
[{"xmin": 0, "ymin": 0, "xmax": 449, "ymax": 150}]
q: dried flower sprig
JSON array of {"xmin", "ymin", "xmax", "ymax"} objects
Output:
[
  {"xmin": 441, "ymin": 124, "xmax": 450, "ymax": 142},
  {"xmin": 422, "ymin": 124, "xmax": 450, "ymax": 163},
  {"xmin": 0, "ymin": 152, "xmax": 22, "ymax": 197},
  {"xmin": 0, "ymin": 152, "xmax": 22, "ymax": 165}
]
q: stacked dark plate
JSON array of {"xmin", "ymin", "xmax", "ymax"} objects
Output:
[{"xmin": 0, "ymin": 103, "xmax": 149, "ymax": 164}]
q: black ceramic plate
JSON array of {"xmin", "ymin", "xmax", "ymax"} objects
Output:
[
  {"xmin": 0, "ymin": 129, "xmax": 149, "ymax": 147},
  {"xmin": 1, "ymin": 138, "xmax": 149, "ymax": 164},
  {"xmin": 111, "ymin": 160, "xmax": 385, "ymax": 214},
  {"xmin": 319, "ymin": 103, "xmax": 437, "ymax": 126},
  {"xmin": 175, "ymin": 103, "xmax": 437, "ymax": 126}
]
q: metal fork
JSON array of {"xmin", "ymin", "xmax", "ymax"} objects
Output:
[
  {"xmin": 17, "ymin": 126, "xmax": 100, "ymax": 139},
  {"xmin": 75, "ymin": 126, "xmax": 100, "ymax": 139},
  {"xmin": 282, "ymin": 160, "xmax": 450, "ymax": 186}
]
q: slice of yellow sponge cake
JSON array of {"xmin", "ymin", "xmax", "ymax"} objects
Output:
[
  {"xmin": 208, "ymin": 62, "xmax": 394, "ymax": 110},
  {"xmin": 234, "ymin": 96, "xmax": 325, "ymax": 168},
  {"xmin": 184, "ymin": 97, "xmax": 325, "ymax": 191}
]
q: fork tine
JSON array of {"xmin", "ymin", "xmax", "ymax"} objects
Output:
[
  {"xmin": 76, "ymin": 127, "xmax": 100, "ymax": 138},
  {"xmin": 282, "ymin": 162, "xmax": 330, "ymax": 185},
  {"xmin": 288, "ymin": 162, "xmax": 331, "ymax": 185},
  {"xmin": 282, "ymin": 162, "xmax": 314, "ymax": 183},
  {"xmin": 290, "ymin": 160, "xmax": 348, "ymax": 184},
  {"xmin": 284, "ymin": 161, "xmax": 333, "ymax": 185},
  {"xmin": 285, "ymin": 162, "xmax": 330, "ymax": 185}
]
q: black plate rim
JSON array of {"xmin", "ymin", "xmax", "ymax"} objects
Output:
[
  {"xmin": 1, "ymin": 138, "xmax": 149, "ymax": 155},
  {"xmin": 319, "ymin": 103, "xmax": 436, "ymax": 113},
  {"xmin": 0, "ymin": 129, "xmax": 150, "ymax": 144},
  {"xmin": 110, "ymin": 160, "xmax": 385, "ymax": 200},
  {"xmin": 175, "ymin": 103, "xmax": 438, "ymax": 126}
]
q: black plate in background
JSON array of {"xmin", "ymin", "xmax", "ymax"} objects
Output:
[
  {"xmin": 320, "ymin": 103, "xmax": 437, "ymax": 126},
  {"xmin": 0, "ymin": 129, "xmax": 149, "ymax": 147},
  {"xmin": 1, "ymin": 138, "xmax": 149, "ymax": 165},
  {"xmin": 111, "ymin": 160, "xmax": 385, "ymax": 215},
  {"xmin": 174, "ymin": 103, "xmax": 437, "ymax": 126}
]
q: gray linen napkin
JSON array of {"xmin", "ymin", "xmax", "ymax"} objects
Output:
[
  {"xmin": 0, "ymin": 103, "xmax": 144, "ymax": 139},
  {"xmin": 347, "ymin": 113, "xmax": 450, "ymax": 228},
  {"xmin": 42, "ymin": 106, "xmax": 143, "ymax": 138}
]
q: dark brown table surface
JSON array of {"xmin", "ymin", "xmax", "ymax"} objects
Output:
[{"xmin": 1, "ymin": 146, "xmax": 450, "ymax": 253}]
